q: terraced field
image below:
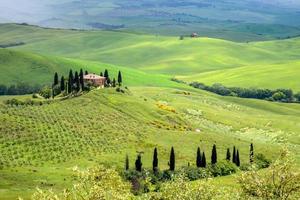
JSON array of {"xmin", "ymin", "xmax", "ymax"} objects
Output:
[{"xmin": 1, "ymin": 85, "xmax": 300, "ymax": 199}]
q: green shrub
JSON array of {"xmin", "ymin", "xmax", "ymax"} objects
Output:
[
  {"xmin": 208, "ymin": 160, "xmax": 238, "ymax": 177},
  {"xmin": 39, "ymin": 86, "xmax": 52, "ymax": 99},
  {"xmin": 255, "ymin": 153, "xmax": 271, "ymax": 169},
  {"xmin": 181, "ymin": 166, "xmax": 211, "ymax": 181},
  {"xmin": 32, "ymin": 93, "xmax": 38, "ymax": 98},
  {"xmin": 238, "ymin": 149, "xmax": 300, "ymax": 200},
  {"xmin": 116, "ymin": 87, "xmax": 125, "ymax": 93},
  {"xmin": 272, "ymin": 91, "xmax": 286, "ymax": 101}
]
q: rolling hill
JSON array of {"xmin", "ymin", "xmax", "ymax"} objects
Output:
[
  {"xmin": 1, "ymin": 84, "xmax": 300, "ymax": 199},
  {"xmin": 1, "ymin": 0, "xmax": 300, "ymax": 41},
  {"xmin": 0, "ymin": 48, "xmax": 180, "ymax": 88},
  {"xmin": 1, "ymin": 23, "xmax": 300, "ymax": 91},
  {"xmin": 0, "ymin": 23, "xmax": 300, "ymax": 199}
]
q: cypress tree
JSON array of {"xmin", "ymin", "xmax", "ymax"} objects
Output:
[
  {"xmin": 60, "ymin": 76, "xmax": 65, "ymax": 91},
  {"xmin": 68, "ymin": 70, "xmax": 73, "ymax": 94},
  {"xmin": 118, "ymin": 70, "xmax": 123, "ymax": 86},
  {"xmin": 236, "ymin": 149, "xmax": 240, "ymax": 167},
  {"xmin": 67, "ymin": 80, "xmax": 71, "ymax": 94},
  {"xmin": 85, "ymin": 70, "xmax": 88, "ymax": 75},
  {"xmin": 79, "ymin": 69, "xmax": 84, "ymax": 91},
  {"xmin": 104, "ymin": 69, "xmax": 109, "ymax": 79},
  {"xmin": 54, "ymin": 72, "xmax": 59, "ymax": 86},
  {"xmin": 104, "ymin": 69, "xmax": 110, "ymax": 87},
  {"xmin": 232, "ymin": 146, "xmax": 236, "ymax": 164},
  {"xmin": 69, "ymin": 70, "xmax": 74, "ymax": 85},
  {"xmin": 74, "ymin": 71, "xmax": 80, "ymax": 91},
  {"xmin": 100, "ymin": 72, "xmax": 103, "ymax": 77},
  {"xmin": 250, "ymin": 143, "xmax": 254, "ymax": 164},
  {"xmin": 211, "ymin": 144, "xmax": 217, "ymax": 165},
  {"xmin": 196, "ymin": 147, "xmax": 202, "ymax": 168},
  {"xmin": 169, "ymin": 147, "xmax": 175, "ymax": 171},
  {"xmin": 152, "ymin": 148, "xmax": 158, "ymax": 173},
  {"xmin": 201, "ymin": 152, "xmax": 206, "ymax": 168},
  {"xmin": 226, "ymin": 148, "xmax": 231, "ymax": 161},
  {"xmin": 106, "ymin": 77, "xmax": 111, "ymax": 87},
  {"xmin": 135, "ymin": 154, "xmax": 142, "ymax": 172},
  {"xmin": 125, "ymin": 154, "xmax": 129, "ymax": 171},
  {"xmin": 112, "ymin": 78, "xmax": 116, "ymax": 87}
]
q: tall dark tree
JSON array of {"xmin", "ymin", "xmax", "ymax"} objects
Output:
[
  {"xmin": 152, "ymin": 148, "xmax": 158, "ymax": 173},
  {"xmin": 69, "ymin": 70, "xmax": 74, "ymax": 85},
  {"xmin": 196, "ymin": 147, "xmax": 202, "ymax": 168},
  {"xmin": 104, "ymin": 69, "xmax": 110, "ymax": 87},
  {"xmin": 226, "ymin": 148, "xmax": 231, "ymax": 161},
  {"xmin": 74, "ymin": 71, "xmax": 80, "ymax": 91},
  {"xmin": 79, "ymin": 69, "xmax": 84, "ymax": 91},
  {"xmin": 125, "ymin": 154, "xmax": 129, "ymax": 171},
  {"xmin": 236, "ymin": 149, "xmax": 240, "ymax": 167},
  {"xmin": 106, "ymin": 77, "xmax": 111, "ymax": 87},
  {"xmin": 85, "ymin": 70, "xmax": 88, "ymax": 75},
  {"xmin": 169, "ymin": 147, "xmax": 175, "ymax": 171},
  {"xmin": 104, "ymin": 69, "xmax": 109, "ymax": 79},
  {"xmin": 54, "ymin": 72, "xmax": 59, "ymax": 86},
  {"xmin": 60, "ymin": 76, "xmax": 65, "ymax": 91},
  {"xmin": 250, "ymin": 143, "xmax": 254, "ymax": 164},
  {"xmin": 211, "ymin": 144, "xmax": 217, "ymax": 165},
  {"xmin": 201, "ymin": 152, "xmax": 206, "ymax": 168},
  {"xmin": 112, "ymin": 78, "xmax": 116, "ymax": 87},
  {"xmin": 135, "ymin": 154, "xmax": 142, "ymax": 172},
  {"xmin": 118, "ymin": 70, "xmax": 123, "ymax": 86},
  {"xmin": 68, "ymin": 70, "xmax": 74, "ymax": 94},
  {"xmin": 232, "ymin": 146, "xmax": 237, "ymax": 164},
  {"xmin": 67, "ymin": 80, "xmax": 72, "ymax": 94}
]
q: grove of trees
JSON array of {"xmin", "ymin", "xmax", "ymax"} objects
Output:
[{"xmin": 189, "ymin": 82, "xmax": 300, "ymax": 103}]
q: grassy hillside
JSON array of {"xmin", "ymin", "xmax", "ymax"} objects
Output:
[
  {"xmin": 1, "ymin": 85, "xmax": 300, "ymax": 199},
  {"xmin": 1, "ymin": 24, "xmax": 300, "ymax": 90},
  {"xmin": 0, "ymin": 24, "xmax": 300, "ymax": 199},
  {"xmin": 180, "ymin": 61, "xmax": 300, "ymax": 91},
  {"xmin": 0, "ymin": 48, "xmax": 180, "ymax": 88}
]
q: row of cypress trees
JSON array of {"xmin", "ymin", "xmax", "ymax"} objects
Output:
[
  {"xmin": 53, "ymin": 69, "xmax": 123, "ymax": 94},
  {"xmin": 100, "ymin": 69, "xmax": 123, "ymax": 87},
  {"xmin": 127, "ymin": 143, "xmax": 254, "ymax": 172},
  {"xmin": 53, "ymin": 69, "xmax": 85, "ymax": 94}
]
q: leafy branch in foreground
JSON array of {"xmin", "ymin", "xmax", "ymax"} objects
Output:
[
  {"xmin": 238, "ymin": 148, "xmax": 300, "ymax": 200},
  {"xmin": 31, "ymin": 166, "xmax": 133, "ymax": 200}
]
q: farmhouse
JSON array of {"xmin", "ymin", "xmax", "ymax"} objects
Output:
[
  {"xmin": 191, "ymin": 32, "xmax": 198, "ymax": 38},
  {"xmin": 83, "ymin": 74, "xmax": 106, "ymax": 88}
]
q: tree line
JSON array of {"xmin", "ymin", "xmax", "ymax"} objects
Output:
[
  {"xmin": 123, "ymin": 143, "xmax": 262, "ymax": 195},
  {"xmin": 127, "ymin": 143, "xmax": 254, "ymax": 173},
  {"xmin": 189, "ymin": 82, "xmax": 300, "ymax": 103},
  {"xmin": 40, "ymin": 69, "xmax": 123, "ymax": 98},
  {"xmin": 0, "ymin": 83, "xmax": 41, "ymax": 96}
]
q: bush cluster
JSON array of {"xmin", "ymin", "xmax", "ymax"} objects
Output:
[
  {"xmin": 189, "ymin": 82, "xmax": 300, "ymax": 103},
  {"xmin": 4, "ymin": 98, "xmax": 45, "ymax": 106},
  {"xmin": 0, "ymin": 83, "xmax": 41, "ymax": 95}
]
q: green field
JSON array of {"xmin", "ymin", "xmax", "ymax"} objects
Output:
[
  {"xmin": 1, "ymin": 85, "xmax": 300, "ymax": 199},
  {"xmin": 0, "ymin": 23, "xmax": 300, "ymax": 199},
  {"xmin": 1, "ymin": 24, "xmax": 300, "ymax": 91}
]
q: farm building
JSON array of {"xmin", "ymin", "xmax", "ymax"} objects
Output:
[
  {"xmin": 83, "ymin": 74, "xmax": 106, "ymax": 88},
  {"xmin": 191, "ymin": 32, "xmax": 198, "ymax": 38}
]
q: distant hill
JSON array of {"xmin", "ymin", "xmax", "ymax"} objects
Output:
[
  {"xmin": 0, "ymin": 48, "xmax": 179, "ymax": 88},
  {"xmin": 1, "ymin": 0, "xmax": 300, "ymax": 41},
  {"xmin": 1, "ymin": 23, "xmax": 300, "ymax": 91}
]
